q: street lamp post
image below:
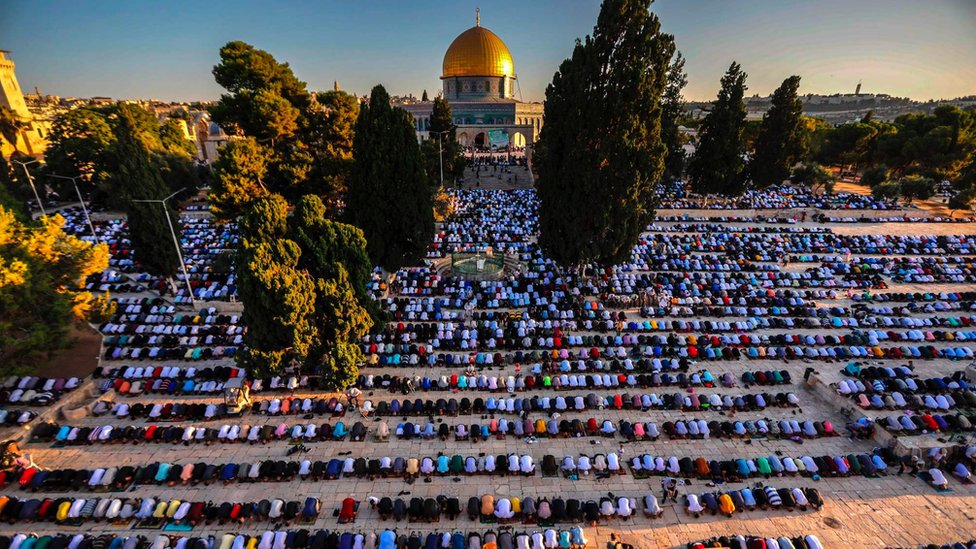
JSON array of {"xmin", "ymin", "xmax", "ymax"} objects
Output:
[
  {"xmin": 433, "ymin": 130, "xmax": 450, "ymax": 188},
  {"xmin": 11, "ymin": 158, "xmax": 46, "ymax": 217},
  {"xmin": 132, "ymin": 190, "xmax": 196, "ymax": 309},
  {"xmin": 49, "ymin": 174, "xmax": 99, "ymax": 245}
]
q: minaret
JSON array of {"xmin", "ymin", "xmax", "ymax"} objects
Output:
[
  {"xmin": 0, "ymin": 50, "xmax": 32, "ymax": 118},
  {"xmin": 333, "ymin": 80, "xmax": 340, "ymax": 92},
  {"xmin": 476, "ymin": 7, "xmax": 480, "ymax": 26}
]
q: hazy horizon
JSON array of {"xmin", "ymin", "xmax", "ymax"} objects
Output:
[{"xmin": 2, "ymin": 0, "xmax": 975, "ymax": 104}]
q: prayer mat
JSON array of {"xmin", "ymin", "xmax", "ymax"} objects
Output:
[
  {"xmin": 917, "ymin": 472, "xmax": 954, "ymax": 493},
  {"xmin": 57, "ymin": 519, "xmax": 84, "ymax": 527},
  {"xmin": 133, "ymin": 518, "xmax": 164, "ymax": 529},
  {"xmin": 162, "ymin": 523, "xmax": 194, "ymax": 532}
]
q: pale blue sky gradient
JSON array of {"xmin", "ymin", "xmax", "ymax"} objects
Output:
[{"xmin": 2, "ymin": 0, "xmax": 974, "ymax": 103}]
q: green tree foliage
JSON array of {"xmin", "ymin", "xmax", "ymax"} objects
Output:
[
  {"xmin": 897, "ymin": 174, "xmax": 935, "ymax": 205},
  {"xmin": 45, "ymin": 104, "xmax": 198, "ymax": 205},
  {"xmin": 422, "ymin": 90, "xmax": 429, "ymax": 102},
  {"xmin": 751, "ymin": 75, "xmax": 805, "ymax": 187},
  {"xmin": 421, "ymin": 97, "xmax": 464, "ymax": 187},
  {"xmin": 347, "ymin": 85, "xmax": 433, "ymax": 271},
  {"xmin": 871, "ymin": 180, "xmax": 902, "ymax": 202},
  {"xmin": 44, "ymin": 108, "xmax": 116, "ymax": 184},
  {"xmin": 306, "ymin": 90, "xmax": 359, "ymax": 199},
  {"xmin": 237, "ymin": 238, "xmax": 317, "ymax": 374},
  {"xmin": 688, "ymin": 62, "xmax": 748, "ymax": 196},
  {"xmin": 815, "ymin": 122, "xmax": 882, "ymax": 172},
  {"xmin": 860, "ymin": 165, "xmax": 889, "ymax": 188},
  {"xmin": 0, "ymin": 206, "xmax": 109, "ymax": 373},
  {"xmin": 209, "ymin": 137, "xmax": 270, "ymax": 219},
  {"xmin": 660, "ymin": 51, "xmax": 688, "ymax": 182},
  {"xmin": 210, "ymin": 41, "xmax": 358, "ymax": 211},
  {"xmin": 874, "ymin": 106, "xmax": 976, "ymax": 180},
  {"xmin": 235, "ymin": 193, "xmax": 372, "ymax": 384},
  {"xmin": 536, "ymin": 0, "xmax": 673, "ymax": 266},
  {"xmin": 111, "ymin": 105, "xmax": 183, "ymax": 278},
  {"xmin": 790, "ymin": 162, "xmax": 835, "ymax": 194},
  {"xmin": 948, "ymin": 189, "xmax": 975, "ymax": 216},
  {"xmin": 159, "ymin": 119, "xmax": 197, "ymax": 157}
]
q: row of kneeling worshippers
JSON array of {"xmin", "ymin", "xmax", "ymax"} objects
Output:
[
  {"xmin": 357, "ymin": 391, "xmax": 800, "ymax": 416},
  {"xmin": 355, "ymin": 369, "xmax": 781, "ymax": 393},
  {"xmin": 688, "ymin": 534, "xmax": 825, "ymax": 549},
  {"xmin": 92, "ymin": 397, "xmax": 346, "ymax": 421},
  {"xmin": 30, "ymin": 421, "xmax": 368, "ymax": 445},
  {"xmin": 629, "ymin": 451, "xmax": 895, "ymax": 479},
  {"xmin": 0, "ymin": 528, "xmax": 591, "ymax": 549},
  {"xmin": 6, "ymin": 454, "xmax": 544, "ymax": 490},
  {"xmin": 0, "ymin": 496, "xmax": 319, "ymax": 526},
  {"xmin": 682, "ymin": 486, "xmax": 823, "ymax": 518},
  {"xmin": 0, "ymin": 376, "xmax": 81, "ymax": 405}
]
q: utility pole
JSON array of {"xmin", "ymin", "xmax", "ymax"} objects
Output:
[
  {"xmin": 132, "ymin": 190, "xmax": 196, "ymax": 308},
  {"xmin": 49, "ymin": 174, "xmax": 99, "ymax": 244},
  {"xmin": 11, "ymin": 158, "xmax": 45, "ymax": 217}
]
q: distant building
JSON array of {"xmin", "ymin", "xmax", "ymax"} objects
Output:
[
  {"xmin": 0, "ymin": 50, "xmax": 50, "ymax": 158},
  {"xmin": 398, "ymin": 11, "xmax": 544, "ymax": 161}
]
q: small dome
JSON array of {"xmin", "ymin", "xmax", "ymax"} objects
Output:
[{"xmin": 442, "ymin": 25, "xmax": 515, "ymax": 79}]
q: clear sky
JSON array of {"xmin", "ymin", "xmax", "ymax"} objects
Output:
[{"xmin": 2, "ymin": 0, "xmax": 975, "ymax": 103}]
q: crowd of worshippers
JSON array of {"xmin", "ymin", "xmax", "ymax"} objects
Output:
[
  {"xmin": 0, "ymin": 494, "xmax": 319, "ymax": 527},
  {"xmin": 629, "ymin": 449, "xmax": 896, "ymax": 479},
  {"xmin": 0, "ymin": 529, "xmax": 593, "ymax": 549},
  {"xmin": 98, "ymin": 299, "xmax": 243, "ymax": 361},
  {"xmin": 59, "ymin": 209, "xmax": 238, "ymax": 303},
  {"xmin": 92, "ymin": 367, "xmax": 322, "ymax": 397},
  {"xmin": 916, "ymin": 444, "xmax": 976, "ymax": 488},
  {"xmin": 658, "ymin": 181, "xmax": 895, "ymax": 210},
  {"xmin": 680, "ymin": 484, "xmax": 823, "ymax": 518},
  {"xmin": 370, "ymin": 492, "xmax": 650, "ymax": 525},
  {"xmin": 656, "ymin": 213, "xmax": 973, "ymax": 224},
  {"xmin": 687, "ymin": 534, "xmax": 826, "ymax": 549},
  {"xmin": 0, "ymin": 376, "xmax": 80, "ymax": 407},
  {"xmin": 363, "ymin": 412, "xmax": 832, "ymax": 443},
  {"xmin": 29, "ymin": 418, "xmax": 368, "ymax": 446},
  {"xmin": 357, "ymin": 368, "xmax": 788, "ymax": 395},
  {"xmin": 834, "ymin": 366, "xmax": 976, "ymax": 433}
]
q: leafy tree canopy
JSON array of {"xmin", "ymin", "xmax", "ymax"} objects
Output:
[{"xmin": 0, "ymin": 205, "xmax": 110, "ymax": 373}]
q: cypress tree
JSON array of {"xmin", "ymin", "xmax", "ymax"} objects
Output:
[
  {"xmin": 688, "ymin": 62, "xmax": 749, "ymax": 196},
  {"xmin": 347, "ymin": 85, "xmax": 434, "ymax": 271},
  {"xmin": 661, "ymin": 51, "xmax": 688, "ymax": 183},
  {"xmin": 751, "ymin": 75, "xmax": 805, "ymax": 187},
  {"xmin": 111, "ymin": 104, "xmax": 183, "ymax": 278},
  {"xmin": 536, "ymin": 0, "xmax": 674, "ymax": 266},
  {"xmin": 422, "ymin": 97, "xmax": 464, "ymax": 187}
]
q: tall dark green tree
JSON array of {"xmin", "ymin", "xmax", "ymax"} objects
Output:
[
  {"xmin": 751, "ymin": 75, "xmax": 805, "ymax": 187},
  {"xmin": 688, "ymin": 62, "xmax": 748, "ymax": 196},
  {"xmin": 536, "ymin": 0, "xmax": 674, "ymax": 266},
  {"xmin": 347, "ymin": 85, "xmax": 433, "ymax": 271},
  {"xmin": 660, "ymin": 51, "xmax": 688, "ymax": 183},
  {"xmin": 111, "ymin": 105, "xmax": 182, "ymax": 278},
  {"xmin": 235, "ymin": 192, "xmax": 372, "ymax": 384},
  {"xmin": 421, "ymin": 97, "xmax": 464, "ymax": 187}
]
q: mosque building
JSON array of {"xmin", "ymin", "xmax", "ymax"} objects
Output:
[{"xmin": 399, "ymin": 10, "xmax": 544, "ymax": 157}]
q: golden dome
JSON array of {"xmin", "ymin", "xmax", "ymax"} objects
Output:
[{"xmin": 442, "ymin": 25, "xmax": 515, "ymax": 79}]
